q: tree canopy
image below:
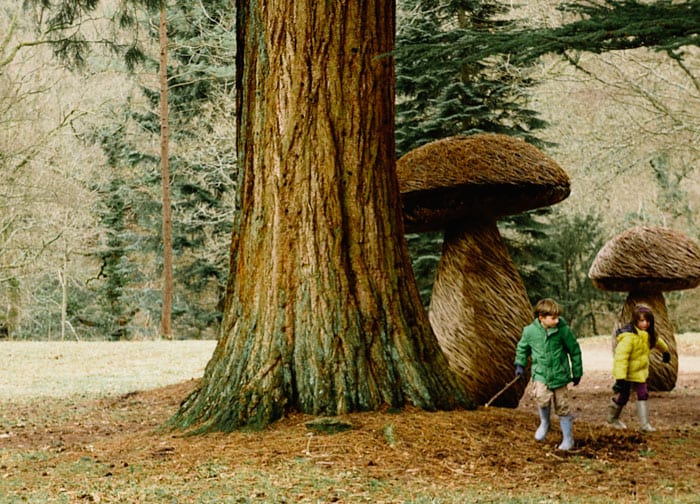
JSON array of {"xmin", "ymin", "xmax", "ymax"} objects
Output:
[
  {"xmin": 397, "ymin": 1, "xmax": 700, "ymax": 69},
  {"xmin": 10, "ymin": 0, "xmax": 699, "ymax": 343}
]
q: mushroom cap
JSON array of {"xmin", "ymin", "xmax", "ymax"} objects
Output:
[
  {"xmin": 589, "ymin": 226, "xmax": 700, "ymax": 292},
  {"xmin": 396, "ymin": 134, "xmax": 571, "ymax": 232}
]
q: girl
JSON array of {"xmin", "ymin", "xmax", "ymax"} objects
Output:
[{"xmin": 607, "ymin": 304, "xmax": 671, "ymax": 431}]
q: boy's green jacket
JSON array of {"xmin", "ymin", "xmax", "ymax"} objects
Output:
[{"xmin": 514, "ymin": 317, "xmax": 583, "ymax": 390}]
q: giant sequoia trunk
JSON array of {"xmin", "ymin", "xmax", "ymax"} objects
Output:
[{"xmin": 171, "ymin": 0, "xmax": 471, "ymax": 431}]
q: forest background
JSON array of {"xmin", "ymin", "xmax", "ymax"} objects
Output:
[{"xmin": 1, "ymin": 0, "xmax": 699, "ymax": 342}]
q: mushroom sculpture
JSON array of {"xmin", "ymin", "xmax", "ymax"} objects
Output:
[
  {"xmin": 588, "ymin": 226, "xmax": 700, "ymax": 391},
  {"xmin": 396, "ymin": 134, "xmax": 571, "ymax": 407}
]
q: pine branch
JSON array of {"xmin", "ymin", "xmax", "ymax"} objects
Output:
[{"xmin": 480, "ymin": 0, "xmax": 700, "ymax": 64}]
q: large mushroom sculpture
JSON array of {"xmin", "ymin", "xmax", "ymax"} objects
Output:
[
  {"xmin": 396, "ymin": 134, "xmax": 571, "ymax": 407},
  {"xmin": 588, "ymin": 226, "xmax": 700, "ymax": 391}
]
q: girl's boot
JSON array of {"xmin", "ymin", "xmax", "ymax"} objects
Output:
[
  {"xmin": 557, "ymin": 415, "xmax": 574, "ymax": 451},
  {"xmin": 636, "ymin": 401, "xmax": 656, "ymax": 432},
  {"xmin": 535, "ymin": 405, "xmax": 551, "ymax": 441},
  {"xmin": 607, "ymin": 399, "xmax": 627, "ymax": 429}
]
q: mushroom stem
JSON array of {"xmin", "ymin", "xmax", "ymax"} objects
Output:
[
  {"xmin": 428, "ymin": 220, "xmax": 532, "ymax": 407},
  {"xmin": 614, "ymin": 292, "xmax": 678, "ymax": 391}
]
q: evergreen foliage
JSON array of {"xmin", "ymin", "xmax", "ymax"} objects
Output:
[
  {"xmin": 406, "ymin": 0, "xmax": 700, "ymax": 69},
  {"xmin": 405, "ymin": 231, "xmax": 443, "ymax": 308},
  {"xmin": 28, "ymin": 0, "xmax": 237, "ymax": 339},
  {"xmin": 395, "ymin": 0, "xmax": 557, "ymax": 314},
  {"xmin": 94, "ymin": 150, "xmax": 140, "ymax": 341},
  {"xmin": 21, "ymin": 0, "xmax": 697, "ymax": 339},
  {"xmin": 537, "ymin": 0, "xmax": 700, "ymax": 58},
  {"xmin": 91, "ymin": 1, "xmax": 236, "ymax": 339},
  {"xmin": 25, "ymin": 0, "xmax": 161, "ymax": 69},
  {"xmin": 504, "ymin": 210, "xmax": 618, "ymax": 336},
  {"xmin": 395, "ymin": 0, "xmax": 548, "ymax": 157},
  {"xmin": 394, "ymin": 0, "xmax": 698, "ymax": 331},
  {"xmin": 84, "ymin": 121, "xmax": 156, "ymax": 340}
]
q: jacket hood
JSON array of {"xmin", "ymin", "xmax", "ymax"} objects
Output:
[{"xmin": 615, "ymin": 323, "xmax": 635, "ymax": 337}]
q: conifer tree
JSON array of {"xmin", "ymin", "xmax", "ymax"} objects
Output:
[
  {"xmin": 395, "ymin": 0, "xmax": 551, "ymax": 309},
  {"xmin": 395, "ymin": 0, "xmax": 548, "ymax": 157},
  {"xmin": 92, "ymin": 139, "xmax": 139, "ymax": 341},
  {"xmin": 520, "ymin": 0, "xmax": 700, "ymax": 61},
  {"xmin": 93, "ymin": 1, "xmax": 236, "ymax": 338},
  {"xmin": 394, "ymin": 0, "xmax": 700, "ymax": 321},
  {"xmin": 27, "ymin": 0, "xmax": 237, "ymax": 339},
  {"xmin": 403, "ymin": 1, "xmax": 700, "ymax": 69}
]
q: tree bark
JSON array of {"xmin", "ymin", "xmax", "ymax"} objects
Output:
[
  {"xmin": 172, "ymin": 0, "xmax": 471, "ymax": 431},
  {"xmin": 159, "ymin": 0, "xmax": 173, "ymax": 340}
]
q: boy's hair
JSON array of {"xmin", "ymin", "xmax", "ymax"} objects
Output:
[
  {"xmin": 630, "ymin": 303, "xmax": 656, "ymax": 348},
  {"xmin": 534, "ymin": 298, "xmax": 562, "ymax": 318}
]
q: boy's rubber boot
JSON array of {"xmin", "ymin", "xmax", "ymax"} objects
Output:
[
  {"xmin": 607, "ymin": 399, "xmax": 627, "ymax": 429},
  {"xmin": 535, "ymin": 406, "xmax": 551, "ymax": 441},
  {"xmin": 636, "ymin": 401, "xmax": 657, "ymax": 432},
  {"xmin": 557, "ymin": 415, "xmax": 574, "ymax": 451}
]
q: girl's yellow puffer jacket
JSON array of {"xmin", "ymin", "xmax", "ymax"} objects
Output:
[{"xmin": 613, "ymin": 326, "xmax": 668, "ymax": 383}]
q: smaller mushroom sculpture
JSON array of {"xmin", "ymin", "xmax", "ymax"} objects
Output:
[
  {"xmin": 397, "ymin": 134, "xmax": 571, "ymax": 407},
  {"xmin": 588, "ymin": 226, "xmax": 700, "ymax": 391}
]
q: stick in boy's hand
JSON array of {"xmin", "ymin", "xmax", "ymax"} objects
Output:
[{"xmin": 484, "ymin": 375, "xmax": 521, "ymax": 408}]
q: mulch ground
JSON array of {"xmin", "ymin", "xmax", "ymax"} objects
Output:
[
  {"xmin": 2, "ymin": 370, "xmax": 698, "ymax": 503},
  {"xmin": 1, "ymin": 337, "xmax": 699, "ymax": 503}
]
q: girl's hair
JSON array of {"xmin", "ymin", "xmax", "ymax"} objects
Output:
[
  {"xmin": 534, "ymin": 298, "xmax": 562, "ymax": 318},
  {"xmin": 631, "ymin": 303, "xmax": 656, "ymax": 348}
]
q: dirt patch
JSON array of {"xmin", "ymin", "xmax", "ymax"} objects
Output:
[
  {"xmin": 523, "ymin": 334, "xmax": 700, "ymax": 430},
  {"xmin": 0, "ymin": 336, "xmax": 698, "ymax": 502}
]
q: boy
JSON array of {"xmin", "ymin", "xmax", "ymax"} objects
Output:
[{"xmin": 514, "ymin": 298, "xmax": 583, "ymax": 451}]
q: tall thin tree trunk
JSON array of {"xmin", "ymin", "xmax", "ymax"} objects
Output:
[
  {"xmin": 159, "ymin": 0, "xmax": 173, "ymax": 340},
  {"xmin": 59, "ymin": 267, "xmax": 66, "ymax": 341},
  {"xmin": 172, "ymin": 0, "xmax": 471, "ymax": 432}
]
